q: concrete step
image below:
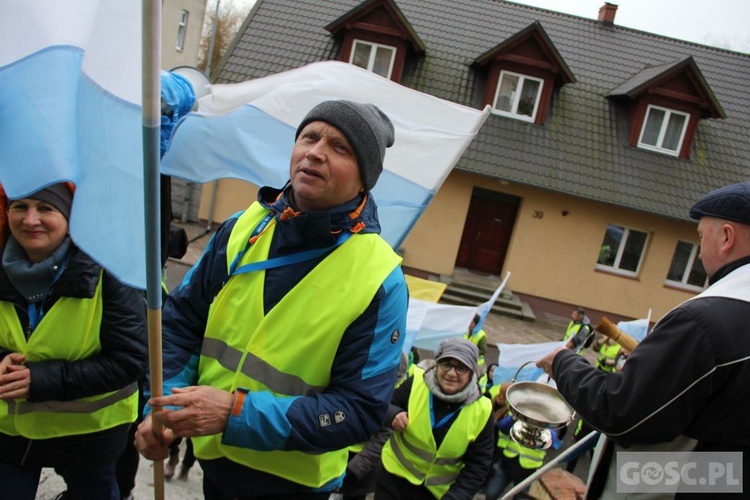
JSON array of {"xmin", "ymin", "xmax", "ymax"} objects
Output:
[{"xmin": 439, "ymin": 281, "xmax": 536, "ymax": 322}]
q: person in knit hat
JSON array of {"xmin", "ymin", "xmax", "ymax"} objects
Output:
[
  {"xmin": 0, "ymin": 182, "xmax": 147, "ymax": 499},
  {"xmin": 136, "ymin": 101, "xmax": 408, "ymax": 498},
  {"xmin": 375, "ymin": 337, "xmax": 494, "ymax": 499}
]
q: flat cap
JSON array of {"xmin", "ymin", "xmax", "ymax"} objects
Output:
[{"xmin": 689, "ymin": 182, "xmax": 750, "ymax": 225}]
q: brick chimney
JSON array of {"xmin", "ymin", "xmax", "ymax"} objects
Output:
[{"xmin": 598, "ymin": 2, "xmax": 618, "ymax": 25}]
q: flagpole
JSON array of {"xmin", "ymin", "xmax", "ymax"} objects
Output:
[{"xmin": 142, "ymin": 1, "xmax": 165, "ymax": 499}]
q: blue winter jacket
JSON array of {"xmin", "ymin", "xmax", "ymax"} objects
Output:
[{"xmin": 149, "ymin": 184, "xmax": 408, "ymax": 495}]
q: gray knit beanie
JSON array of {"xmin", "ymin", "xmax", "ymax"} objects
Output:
[
  {"xmin": 25, "ymin": 183, "xmax": 73, "ymax": 220},
  {"xmin": 295, "ymin": 100, "xmax": 395, "ymax": 192},
  {"xmin": 435, "ymin": 337, "xmax": 479, "ymax": 376}
]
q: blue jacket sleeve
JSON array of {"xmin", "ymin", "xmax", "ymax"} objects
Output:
[{"xmin": 222, "ymin": 266, "xmax": 409, "ymax": 452}]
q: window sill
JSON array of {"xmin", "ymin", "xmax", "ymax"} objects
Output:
[
  {"xmin": 663, "ymin": 280, "xmax": 705, "ymax": 294},
  {"xmin": 490, "ymin": 109, "xmax": 536, "ymax": 123},
  {"xmin": 636, "ymin": 143, "xmax": 680, "ymax": 157},
  {"xmin": 594, "ymin": 265, "xmax": 640, "ymax": 280}
]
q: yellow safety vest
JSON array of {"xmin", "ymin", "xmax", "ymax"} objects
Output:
[
  {"xmin": 464, "ymin": 328, "xmax": 487, "ymax": 365},
  {"xmin": 193, "ymin": 203, "xmax": 402, "ymax": 488},
  {"xmin": 496, "ymin": 428, "xmax": 511, "ymax": 450},
  {"xmin": 503, "ymin": 439, "xmax": 546, "ymax": 469},
  {"xmin": 563, "ymin": 322, "xmax": 580, "ymax": 342},
  {"xmin": 381, "ymin": 367, "xmax": 491, "ymax": 498},
  {"xmin": 596, "ymin": 342, "xmax": 622, "ymax": 373},
  {"xmin": 0, "ymin": 272, "xmax": 138, "ymax": 439}
]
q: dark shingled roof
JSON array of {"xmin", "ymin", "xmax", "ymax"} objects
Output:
[{"xmin": 215, "ymin": 0, "xmax": 750, "ymax": 221}]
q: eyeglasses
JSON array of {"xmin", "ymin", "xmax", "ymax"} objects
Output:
[{"xmin": 437, "ymin": 359, "xmax": 470, "ymax": 375}]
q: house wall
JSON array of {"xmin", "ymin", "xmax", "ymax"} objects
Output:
[
  {"xmin": 198, "ymin": 170, "xmax": 702, "ymax": 321},
  {"xmin": 162, "ymin": 0, "xmax": 206, "ymax": 70},
  {"xmin": 197, "ymin": 178, "xmax": 260, "ymax": 224},
  {"xmin": 401, "ymin": 170, "xmax": 701, "ymax": 320}
]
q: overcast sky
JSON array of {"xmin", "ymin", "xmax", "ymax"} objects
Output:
[
  {"xmin": 496, "ymin": 0, "xmax": 750, "ymax": 52},
  {"xmin": 231, "ymin": 0, "xmax": 750, "ymax": 53}
]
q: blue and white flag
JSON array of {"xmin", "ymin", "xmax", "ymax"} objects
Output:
[
  {"xmin": 616, "ymin": 318, "xmax": 649, "ymax": 344},
  {"xmin": 1, "ymin": 7, "xmax": 489, "ymax": 289},
  {"xmin": 0, "ymin": 1, "xmax": 143, "ymax": 285},
  {"xmin": 162, "ymin": 61, "xmax": 491, "ymax": 252},
  {"xmin": 494, "ymin": 341, "xmax": 566, "ymax": 385},
  {"xmin": 406, "ymin": 298, "xmax": 477, "ymax": 353},
  {"xmin": 472, "ymin": 271, "xmax": 511, "ymax": 334}
]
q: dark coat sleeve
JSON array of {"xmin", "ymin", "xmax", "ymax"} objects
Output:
[
  {"xmin": 347, "ymin": 426, "xmax": 393, "ymax": 479},
  {"xmin": 552, "ymin": 306, "xmax": 715, "ymax": 447},
  {"xmin": 27, "ymin": 272, "xmax": 148, "ymax": 401}
]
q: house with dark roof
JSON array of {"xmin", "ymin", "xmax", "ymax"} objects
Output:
[{"xmin": 198, "ymin": 0, "xmax": 750, "ymax": 321}]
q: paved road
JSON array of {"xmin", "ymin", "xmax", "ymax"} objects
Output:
[{"xmin": 36, "ymin": 439, "xmax": 203, "ymax": 499}]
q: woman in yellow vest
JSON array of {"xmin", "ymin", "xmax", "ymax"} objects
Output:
[
  {"xmin": 0, "ymin": 183, "xmax": 147, "ymax": 499},
  {"xmin": 376, "ymin": 337, "xmax": 494, "ymax": 499}
]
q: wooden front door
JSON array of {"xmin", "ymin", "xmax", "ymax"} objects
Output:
[{"xmin": 456, "ymin": 189, "xmax": 520, "ymax": 275}]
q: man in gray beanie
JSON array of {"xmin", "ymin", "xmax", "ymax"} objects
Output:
[
  {"xmin": 536, "ymin": 181, "xmax": 750, "ymax": 499},
  {"xmin": 137, "ymin": 100, "xmax": 408, "ymax": 498},
  {"xmin": 295, "ymin": 100, "xmax": 394, "ymax": 193}
]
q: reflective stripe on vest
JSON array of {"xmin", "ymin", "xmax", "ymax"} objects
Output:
[
  {"xmin": 504, "ymin": 439, "xmax": 546, "ymax": 469},
  {"xmin": 0, "ymin": 271, "xmax": 138, "ymax": 438},
  {"xmin": 381, "ymin": 367, "xmax": 492, "ymax": 498},
  {"xmin": 193, "ymin": 203, "xmax": 402, "ymax": 488},
  {"xmin": 496, "ymin": 429, "xmax": 511, "ymax": 450},
  {"xmin": 596, "ymin": 343, "xmax": 622, "ymax": 373}
]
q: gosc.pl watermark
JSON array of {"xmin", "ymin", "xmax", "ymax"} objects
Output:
[{"xmin": 617, "ymin": 452, "xmax": 742, "ymax": 494}]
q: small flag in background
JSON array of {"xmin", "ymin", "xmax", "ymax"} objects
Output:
[
  {"xmin": 406, "ymin": 299, "xmax": 477, "ymax": 353},
  {"xmin": 616, "ymin": 318, "xmax": 649, "ymax": 343},
  {"xmin": 494, "ymin": 341, "xmax": 566, "ymax": 384},
  {"xmin": 472, "ymin": 271, "xmax": 511, "ymax": 334}
]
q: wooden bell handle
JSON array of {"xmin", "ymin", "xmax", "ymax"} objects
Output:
[{"xmin": 594, "ymin": 316, "xmax": 639, "ymax": 353}]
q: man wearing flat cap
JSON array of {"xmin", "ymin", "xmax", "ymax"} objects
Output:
[
  {"xmin": 136, "ymin": 100, "xmax": 408, "ymax": 498},
  {"xmin": 537, "ymin": 182, "xmax": 750, "ymax": 498}
]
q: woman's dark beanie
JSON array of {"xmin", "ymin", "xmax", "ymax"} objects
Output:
[
  {"xmin": 295, "ymin": 100, "xmax": 395, "ymax": 192},
  {"xmin": 26, "ymin": 183, "xmax": 73, "ymax": 220}
]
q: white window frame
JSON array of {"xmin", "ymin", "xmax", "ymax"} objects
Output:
[
  {"xmin": 595, "ymin": 224, "xmax": 649, "ymax": 277},
  {"xmin": 491, "ymin": 70, "xmax": 543, "ymax": 122},
  {"xmin": 349, "ymin": 40, "xmax": 396, "ymax": 79},
  {"xmin": 176, "ymin": 10, "xmax": 189, "ymax": 51},
  {"xmin": 664, "ymin": 240, "xmax": 708, "ymax": 291},
  {"xmin": 637, "ymin": 104, "xmax": 689, "ymax": 156}
]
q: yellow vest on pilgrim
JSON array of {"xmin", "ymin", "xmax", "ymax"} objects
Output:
[{"xmin": 193, "ymin": 203, "xmax": 402, "ymax": 488}]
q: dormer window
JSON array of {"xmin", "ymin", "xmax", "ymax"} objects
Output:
[
  {"xmin": 608, "ymin": 57, "xmax": 725, "ymax": 159},
  {"xmin": 474, "ymin": 22, "xmax": 576, "ymax": 126},
  {"xmin": 638, "ymin": 105, "xmax": 689, "ymax": 156},
  {"xmin": 326, "ymin": 0, "xmax": 425, "ymax": 84},
  {"xmin": 350, "ymin": 40, "xmax": 396, "ymax": 79},
  {"xmin": 493, "ymin": 70, "xmax": 543, "ymax": 122}
]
